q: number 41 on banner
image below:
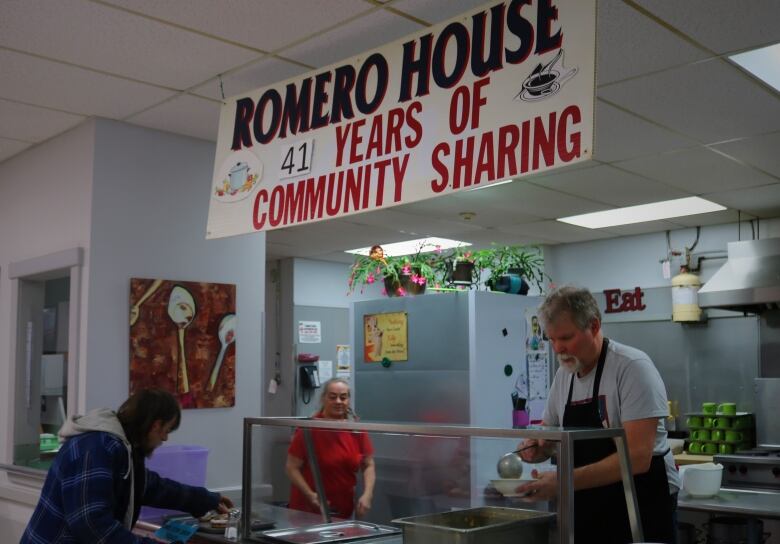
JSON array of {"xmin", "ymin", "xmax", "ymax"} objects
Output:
[{"xmin": 279, "ymin": 138, "xmax": 314, "ymax": 180}]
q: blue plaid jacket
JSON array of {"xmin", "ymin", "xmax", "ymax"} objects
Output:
[{"xmin": 21, "ymin": 431, "xmax": 218, "ymax": 544}]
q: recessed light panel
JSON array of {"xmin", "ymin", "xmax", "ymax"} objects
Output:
[
  {"xmin": 730, "ymin": 43, "xmax": 780, "ymax": 92},
  {"xmin": 557, "ymin": 197, "xmax": 726, "ymax": 229},
  {"xmin": 345, "ymin": 237, "xmax": 470, "ymax": 256}
]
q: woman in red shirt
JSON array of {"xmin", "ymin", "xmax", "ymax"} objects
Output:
[{"xmin": 286, "ymin": 378, "xmax": 376, "ymax": 518}]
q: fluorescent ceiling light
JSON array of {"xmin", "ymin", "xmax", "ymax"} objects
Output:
[
  {"xmin": 469, "ymin": 178, "xmax": 515, "ymax": 191},
  {"xmin": 558, "ymin": 197, "xmax": 726, "ymax": 229},
  {"xmin": 346, "ymin": 237, "xmax": 470, "ymax": 256},
  {"xmin": 729, "ymin": 43, "xmax": 780, "ymax": 92}
]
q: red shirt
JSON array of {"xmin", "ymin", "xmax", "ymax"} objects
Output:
[{"xmin": 288, "ymin": 417, "xmax": 373, "ymax": 518}]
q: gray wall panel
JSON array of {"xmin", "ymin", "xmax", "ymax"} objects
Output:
[{"xmin": 603, "ymin": 316, "xmax": 759, "ymax": 419}]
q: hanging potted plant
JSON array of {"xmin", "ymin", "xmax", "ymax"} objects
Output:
[
  {"xmin": 482, "ymin": 245, "xmax": 549, "ymax": 295},
  {"xmin": 347, "ymin": 244, "xmax": 436, "ymax": 297}
]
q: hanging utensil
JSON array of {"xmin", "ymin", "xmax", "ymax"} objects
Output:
[
  {"xmin": 207, "ymin": 313, "xmax": 236, "ymax": 391},
  {"xmin": 130, "ymin": 279, "xmax": 163, "ymax": 326},
  {"xmin": 167, "ymin": 285, "xmax": 196, "ymax": 393}
]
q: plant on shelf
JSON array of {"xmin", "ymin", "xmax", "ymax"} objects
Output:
[
  {"xmin": 347, "ymin": 244, "xmax": 438, "ymax": 297},
  {"xmin": 480, "ymin": 245, "xmax": 548, "ymax": 294},
  {"xmin": 432, "ymin": 245, "xmax": 478, "ymax": 287}
]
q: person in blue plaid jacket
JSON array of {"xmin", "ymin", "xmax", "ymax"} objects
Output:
[{"xmin": 21, "ymin": 389, "xmax": 233, "ymax": 543}]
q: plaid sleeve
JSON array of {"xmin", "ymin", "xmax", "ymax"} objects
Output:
[
  {"xmin": 142, "ymin": 470, "xmax": 219, "ymax": 517},
  {"xmin": 59, "ymin": 435, "xmax": 156, "ymax": 544}
]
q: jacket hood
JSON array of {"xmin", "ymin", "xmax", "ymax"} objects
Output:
[{"xmin": 59, "ymin": 407, "xmax": 129, "ymax": 444}]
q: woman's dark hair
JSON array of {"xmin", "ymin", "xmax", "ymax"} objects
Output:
[{"xmin": 117, "ymin": 389, "xmax": 181, "ymax": 447}]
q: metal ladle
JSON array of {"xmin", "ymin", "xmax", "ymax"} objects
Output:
[{"xmin": 496, "ymin": 444, "xmax": 537, "ymax": 478}]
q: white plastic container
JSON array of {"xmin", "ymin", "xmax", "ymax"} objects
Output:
[{"xmin": 681, "ymin": 463, "xmax": 723, "ymax": 498}]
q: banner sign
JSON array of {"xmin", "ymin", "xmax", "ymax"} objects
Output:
[{"xmin": 207, "ymin": 0, "xmax": 596, "ymax": 238}]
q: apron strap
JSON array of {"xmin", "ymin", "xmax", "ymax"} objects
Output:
[{"xmin": 566, "ymin": 337, "xmax": 610, "ymax": 408}]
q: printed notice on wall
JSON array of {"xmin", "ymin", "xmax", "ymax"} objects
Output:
[
  {"xmin": 318, "ymin": 360, "xmax": 333, "ymax": 382},
  {"xmin": 298, "ymin": 321, "xmax": 321, "ymax": 343},
  {"xmin": 364, "ymin": 312, "xmax": 408, "ymax": 362},
  {"xmin": 525, "ymin": 307, "xmax": 550, "ymax": 422},
  {"xmin": 336, "ymin": 345, "xmax": 351, "ymax": 372}
]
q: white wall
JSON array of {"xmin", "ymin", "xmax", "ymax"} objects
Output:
[
  {"xmin": 86, "ymin": 119, "xmax": 265, "ymax": 489},
  {"xmin": 293, "ymin": 258, "xmax": 384, "ymax": 308},
  {"xmin": 0, "ymin": 121, "xmax": 96, "ymax": 538},
  {"xmin": 544, "ymin": 220, "xmax": 780, "ymax": 292}
]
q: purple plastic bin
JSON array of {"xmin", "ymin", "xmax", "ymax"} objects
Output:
[{"xmin": 139, "ymin": 445, "xmax": 209, "ymax": 521}]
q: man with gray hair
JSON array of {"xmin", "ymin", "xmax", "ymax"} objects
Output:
[{"xmin": 518, "ymin": 285, "xmax": 679, "ymax": 543}]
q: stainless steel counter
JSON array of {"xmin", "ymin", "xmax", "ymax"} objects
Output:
[{"xmin": 678, "ymin": 488, "xmax": 780, "ymax": 519}]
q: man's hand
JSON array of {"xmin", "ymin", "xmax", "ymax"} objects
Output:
[
  {"xmin": 518, "ymin": 439, "xmax": 552, "ymax": 463},
  {"xmin": 216, "ymin": 495, "xmax": 234, "ymax": 514},
  {"xmin": 516, "ymin": 469, "xmax": 558, "ymax": 501},
  {"xmin": 356, "ymin": 492, "xmax": 372, "ymax": 518}
]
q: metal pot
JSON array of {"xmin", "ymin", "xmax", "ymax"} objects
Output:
[{"xmin": 707, "ymin": 516, "xmax": 768, "ymax": 544}]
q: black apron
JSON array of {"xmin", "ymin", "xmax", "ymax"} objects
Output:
[{"xmin": 562, "ymin": 338, "xmax": 674, "ymax": 544}]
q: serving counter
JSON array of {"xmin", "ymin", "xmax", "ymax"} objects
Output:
[
  {"xmin": 240, "ymin": 417, "xmax": 644, "ymax": 544},
  {"xmin": 678, "ymin": 488, "xmax": 780, "ymax": 519}
]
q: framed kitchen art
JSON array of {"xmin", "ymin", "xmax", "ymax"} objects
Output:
[{"xmin": 129, "ymin": 277, "xmax": 236, "ymax": 408}]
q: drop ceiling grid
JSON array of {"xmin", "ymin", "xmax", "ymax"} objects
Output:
[
  {"xmin": 595, "ymin": 0, "xmax": 710, "ymax": 86},
  {"xmin": 342, "ymin": 208, "xmax": 486, "ymax": 235},
  {"xmin": 497, "ymin": 219, "xmax": 615, "ymax": 244},
  {"xmin": 592, "ymin": 100, "xmax": 697, "ymax": 163},
  {"xmin": 98, "ymin": 0, "xmax": 374, "ymax": 54},
  {"xmin": 0, "ymin": 139, "xmax": 32, "ymax": 162},
  {"xmin": 125, "ymin": 94, "xmax": 221, "ymax": 142},
  {"xmin": 615, "ymin": 146, "xmax": 779, "ymax": 194},
  {"xmin": 529, "ymin": 163, "xmax": 690, "ymax": 207},
  {"xmin": 0, "ymin": 98, "xmax": 85, "ymax": 143},
  {"xmin": 704, "ymin": 184, "xmax": 780, "ymax": 219},
  {"xmin": 191, "ymin": 57, "xmax": 308, "ymax": 101},
  {"xmin": 280, "ymin": 8, "xmax": 425, "ymax": 68},
  {"xmin": 599, "ymin": 58, "xmax": 780, "ymax": 144},
  {"xmin": 635, "ymin": 0, "xmax": 780, "ymax": 55},
  {"xmin": 0, "ymin": 49, "xmax": 176, "ymax": 119},
  {"xmin": 710, "ymin": 131, "xmax": 780, "ymax": 179},
  {"xmin": 0, "ymin": 0, "xmax": 261, "ymax": 90}
]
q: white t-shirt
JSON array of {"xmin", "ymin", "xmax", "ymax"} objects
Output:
[{"xmin": 543, "ymin": 339, "xmax": 681, "ymax": 493}]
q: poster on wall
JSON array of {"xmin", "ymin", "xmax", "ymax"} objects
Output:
[
  {"xmin": 129, "ymin": 278, "xmax": 237, "ymax": 409},
  {"xmin": 206, "ymin": 0, "xmax": 597, "ymax": 239},
  {"xmin": 364, "ymin": 312, "xmax": 408, "ymax": 362},
  {"xmin": 298, "ymin": 320, "xmax": 322, "ymax": 343},
  {"xmin": 524, "ymin": 307, "xmax": 550, "ymax": 422}
]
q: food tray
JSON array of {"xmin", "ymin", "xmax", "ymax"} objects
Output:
[
  {"xmin": 393, "ymin": 506, "xmax": 554, "ymax": 544},
  {"xmin": 259, "ymin": 521, "xmax": 400, "ymax": 544}
]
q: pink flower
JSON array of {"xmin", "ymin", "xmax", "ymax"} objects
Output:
[
  {"xmin": 434, "ymin": 245, "xmax": 442, "ymax": 254},
  {"xmin": 397, "ymin": 287, "xmax": 407, "ymax": 296},
  {"xmin": 366, "ymin": 274, "xmax": 375, "ymax": 284},
  {"xmin": 401, "ymin": 264, "xmax": 411, "ymax": 274},
  {"xmin": 412, "ymin": 275, "xmax": 426, "ymax": 285}
]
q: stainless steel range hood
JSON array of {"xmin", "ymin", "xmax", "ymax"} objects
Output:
[{"xmin": 698, "ymin": 238, "xmax": 780, "ymax": 313}]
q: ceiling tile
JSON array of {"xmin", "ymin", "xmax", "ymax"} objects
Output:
[
  {"xmin": 498, "ymin": 220, "xmax": 614, "ymax": 244},
  {"xmin": 102, "ymin": 0, "xmax": 372, "ymax": 53},
  {"xmin": 0, "ymin": 0, "xmax": 259, "ymax": 89},
  {"xmin": 282, "ymin": 9, "xmax": 424, "ymax": 68},
  {"xmin": 599, "ymin": 219, "xmax": 684, "ymax": 237},
  {"xmin": 465, "ymin": 181, "xmax": 612, "ymax": 219},
  {"xmin": 596, "ymin": 0, "xmax": 710, "ymax": 85},
  {"xmin": 616, "ymin": 147, "xmax": 777, "ymax": 194},
  {"xmin": 668, "ymin": 209, "xmax": 742, "ymax": 227},
  {"xmin": 390, "ymin": 0, "xmax": 490, "ymax": 24},
  {"xmin": 192, "ymin": 57, "xmax": 309, "ymax": 101},
  {"xmin": 592, "ymin": 99, "xmax": 696, "ymax": 163},
  {"xmin": 344, "ymin": 207, "xmax": 484, "ymax": 237},
  {"xmin": 125, "ymin": 94, "xmax": 221, "ymax": 142},
  {"xmin": 0, "ymin": 137, "xmax": 33, "ymax": 163},
  {"xmin": 711, "ymin": 131, "xmax": 780, "ymax": 179},
  {"xmin": 0, "ymin": 49, "xmax": 175, "ymax": 118},
  {"xmin": 452, "ymin": 228, "xmax": 557, "ymax": 247},
  {"xmin": 599, "ymin": 58, "xmax": 780, "ymax": 144},
  {"xmin": 635, "ymin": 0, "xmax": 780, "ymax": 54},
  {"xmin": 705, "ymin": 184, "xmax": 780, "ymax": 218},
  {"xmin": 0, "ymin": 99, "xmax": 85, "ymax": 142},
  {"xmin": 531, "ymin": 164, "xmax": 690, "ymax": 207}
]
